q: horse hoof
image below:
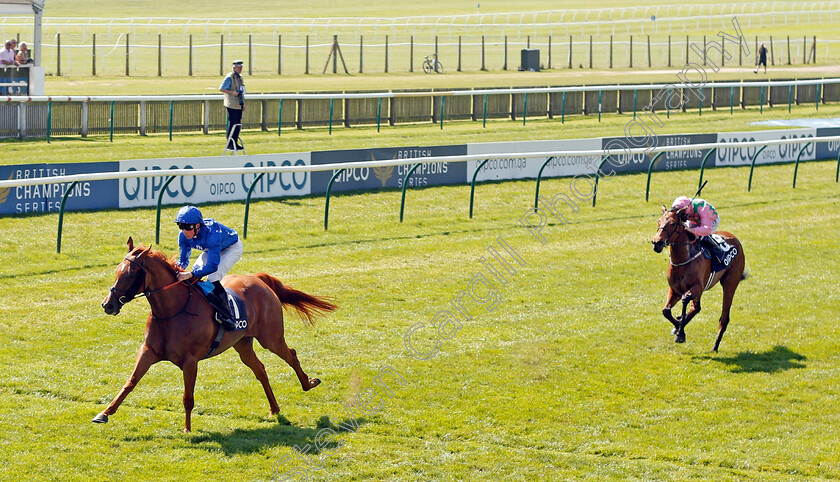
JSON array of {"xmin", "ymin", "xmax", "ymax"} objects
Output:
[
  {"xmin": 675, "ymin": 335, "xmax": 686, "ymax": 343},
  {"xmin": 307, "ymin": 378, "xmax": 321, "ymax": 390},
  {"xmin": 91, "ymin": 413, "xmax": 109, "ymax": 424}
]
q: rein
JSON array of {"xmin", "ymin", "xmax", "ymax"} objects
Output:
[
  {"xmin": 657, "ymin": 213, "xmax": 700, "ymax": 266},
  {"xmin": 110, "ymin": 253, "xmax": 194, "ymax": 319},
  {"xmin": 670, "ymin": 249, "xmax": 702, "ymax": 267}
]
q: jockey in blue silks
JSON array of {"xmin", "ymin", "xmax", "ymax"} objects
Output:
[{"xmin": 174, "ymin": 205, "xmax": 243, "ymax": 324}]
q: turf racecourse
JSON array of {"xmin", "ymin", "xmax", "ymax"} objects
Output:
[{"xmin": 0, "ymin": 158, "xmax": 839, "ymax": 480}]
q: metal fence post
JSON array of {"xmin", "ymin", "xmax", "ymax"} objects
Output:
[
  {"xmin": 324, "ymin": 169, "xmax": 345, "ymax": 230},
  {"xmin": 400, "ymin": 163, "xmax": 421, "ymax": 222},
  {"xmin": 748, "ymin": 145, "xmax": 768, "ymax": 191},
  {"xmin": 644, "ymin": 152, "xmax": 665, "ymax": 202},
  {"xmin": 243, "ymin": 173, "xmax": 266, "ymax": 239},
  {"xmin": 792, "ymin": 142, "xmax": 812, "ymax": 188},
  {"xmin": 470, "ymin": 159, "xmax": 491, "ymax": 218},
  {"xmin": 56, "ymin": 181, "xmax": 79, "ymax": 253},
  {"xmin": 155, "ymin": 176, "xmax": 177, "ymax": 244}
]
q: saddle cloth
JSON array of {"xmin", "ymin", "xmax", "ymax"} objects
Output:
[
  {"xmin": 195, "ymin": 281, "xmax": 248, "ymax": 330},
  {"xmin": 700, "ymin": 233, "xmax": 738, "ymax": 273}
]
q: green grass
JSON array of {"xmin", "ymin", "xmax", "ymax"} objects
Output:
[{"xmin": 0, "ymin": 157, "xmax": 839, "ymax": 480}]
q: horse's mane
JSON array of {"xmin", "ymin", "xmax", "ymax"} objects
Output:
[{"xmin": 133, "ymin": 245, "xmax": 181, "ymax": 275}]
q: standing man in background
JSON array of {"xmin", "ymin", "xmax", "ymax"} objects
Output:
[{"xmin": 219, "ymin": 59, "xmax": 246, "ymax": 151}]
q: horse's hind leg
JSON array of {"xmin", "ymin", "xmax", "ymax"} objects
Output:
[
  {"xmin": 713, "ymin": 276, "xmax": 741, "ymax": 352},
  {"xmin": 257, "ymin": 330, "xmax": 321, "ymax": 391},
  {"xmin": 233, "ymin": 337, "xmax": 281, "ymax": 415},
  {"xmin": 92, "ymin": 344, "xmax": 160, "ymax": 424}
]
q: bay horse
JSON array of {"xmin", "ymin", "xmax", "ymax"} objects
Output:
[
  {"xmin": 96, "ymin": 237, "xmax": 337, "ymax": 432},
  {"xmin": 651, "ymin": 206, "xmax": 746, "ymax": 352}
]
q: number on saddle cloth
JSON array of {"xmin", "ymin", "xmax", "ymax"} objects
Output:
[
  {"xmin": 701, "ymin": 234, "xmax": 737, "ymax": 272},
  {"xmin": 195, "ymin": 281, "xmax": 248, "ymax": 330}
]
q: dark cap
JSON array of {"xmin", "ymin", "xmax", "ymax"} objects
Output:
[{"xmin": 232, "ymin": 59, "xmax": 244, "ymax": 67}]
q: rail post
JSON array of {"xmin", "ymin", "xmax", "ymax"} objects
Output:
[
  {"xmin": 46, "ymin": 100, "xmax": 52, "ymax": 143},
  {"xmin": 482, "ymin": 94, "xmax": 488, "ymax": 128},
  {"xmin": 56, "ymin": 181, "xmax": 79, "ymax": 254},
  {"xmin": 243, "ymin": 173, "xmax": 266, "ymax": 239},
  {"xmin": 760, "ymin": 85, "xmax": 765, "ymax": 114},
  {"xmin": 748, "ymin": 145, "xmax": 768, "ymax": 192},
  {"xmin": 278, "ymin": 98, "xmax": 283, "ymax": 136},
  {"xmin": 155, "ymin": 176, "xmax": 177, "ymax": 244},
  {"xmin": 169, "ymin": 100, "xmax": 173, "ymax": 141},
  {"xmin": 324, "ymin": 169, "xmax": 345, "ymax": 230},
  {"xmin": 561, "ymin": 92, "xmax": 566, "ymax": 124},
  {"xmin": 377, "ymin": 97, "xmax": 382, "ymax": 132},
  {"xmin": 400, "ymin": 163, "xmax": 421, "ymax": 222},
  {"xmin": 329, "ymin": 98, "xmax": 334, "ymax": 135},
  {"xmin": 698, "ymin": 148, "xmax": 718, "ymax": 190},
  {"xmin": 644, "ymin": 152, "xmax": 665, "ymax": 202},
  {"xmin": 109, "ymin": 100, "xmax": 115, "ymax": 142},
  {"xmin": 792, "ymin": 142, "xmax": 812, "ymax": 189},
  {"xmin": 534, "ymin": 157, "xmax": 556, "ymax": 209},
  {"xmin": 836, "ymin": 151, "xmax": 840, "ymax": 183},
  {"xmin": 469, "ymin": 159, "xmax": 491, "ymax": 218},
  {"xmin": 592, "ymin": 155, "xmax": 612, "ymax": 207},
  {"xmin": 522, "ymin": 93, "xmax": 528, "ymax": 126}
]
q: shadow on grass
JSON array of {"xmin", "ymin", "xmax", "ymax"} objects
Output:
[
  {"xmin": 184, "ymin": 414, "xmax": 367, "ymax": 456},
  {"xmin": 699, "ymin": 345, "xmax": 806, "ymax": 373}
]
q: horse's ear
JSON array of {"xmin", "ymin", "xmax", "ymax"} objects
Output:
[
  {"xmin": 127, "ymin": 237, "xmax": 134, "ymax": 252},
  {"xmin": 661, "ymin": 205, "xmax": 667, "ymax": 213}
]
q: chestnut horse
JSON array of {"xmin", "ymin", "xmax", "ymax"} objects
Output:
[
  {"xmin": 96, "ymin": 237, "xmax": 337, "ymax": 432},
  {"xmin": 651, "ymin": 207, "xmax": 746, "ymax": 352}
]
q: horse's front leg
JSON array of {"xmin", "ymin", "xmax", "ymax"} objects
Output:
[
  {"xmin": 662, "ymin": 288, "xmax": 681, "ymax": 334},
  {"xmin": 92, "ymin": 344, "xmax": 160, "ymax": 424},
  {"xmin": 181, "ymin": 357, "xmax": 198, "ymax": 433},
  {"xmin": 674, "ymin": 290, "xmax": 702, "ymax": 344}
]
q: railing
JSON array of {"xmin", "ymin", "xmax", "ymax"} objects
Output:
[
  {"xmin": 1, "ymin": 135, "xmax": 838, "ymax": 253},
  {"xmin": 0, "ymin": 33, "xmax": 830, "ymax": 77},
  {"xmin": 2, "ymin": 78, "xmax": 839, "ymax": 139}
]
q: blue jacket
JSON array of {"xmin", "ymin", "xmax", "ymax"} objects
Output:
[{"xmin": 177, "ymin": 219, "xmax": 239, "ymax": 278}]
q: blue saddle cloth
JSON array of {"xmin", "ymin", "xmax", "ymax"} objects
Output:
[
  {"xmin": 195, "ymin": 281, "xmax": 248, "ymax": 330},
  {"xmin": 700, "ymin": 234, "xmax": 738, "ymax": 273}
]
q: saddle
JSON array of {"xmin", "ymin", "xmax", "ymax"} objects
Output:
[
  {"xmin": 195, "ymin": 281, "xmax": 248, "ymax": 331},
  {"xmin": 699, "ymin": 234, "xmax": 737, "ymax": 272}
]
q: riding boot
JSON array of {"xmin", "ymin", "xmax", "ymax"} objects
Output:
[
  {"xmin": 699, "ymin": 236, "xmax": 720, "ymax": 262},
  {"xmin": 211, "ymin": 281, "xmax": 235, "ymax": 326}
]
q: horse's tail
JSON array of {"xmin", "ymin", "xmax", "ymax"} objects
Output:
[{"xmin": 254, "ymin": 273, "xmax": 338, "ymax": 326}]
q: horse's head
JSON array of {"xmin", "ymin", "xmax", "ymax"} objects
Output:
[
  {"xmin": 102, "ymin": 237, "xmax": 150, "ymax": 315},
  {"xmin": 652, "ymin": 205, "xmax": 688, "ymax": 253}
]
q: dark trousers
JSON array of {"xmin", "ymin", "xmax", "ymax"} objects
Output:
[{"xmin": 226, "ymin": 107, "xmax": 243, "ymax": 146}]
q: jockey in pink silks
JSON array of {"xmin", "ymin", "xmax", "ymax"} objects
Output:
[{"xmin": 671, "ymin": 195, "xmax": 721, "ymax": 257}]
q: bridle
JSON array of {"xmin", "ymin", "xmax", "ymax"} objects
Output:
[
  {"xmin": 655, "ymin": 213, "xmax": 701, "ymax": 266},
  {"xmin": 655, "ymin": 212, "xmax": 696, "ymax": 248},
  {"xmin": 108, "ymin": 251, "xmax": 190, "ymax": 317}
]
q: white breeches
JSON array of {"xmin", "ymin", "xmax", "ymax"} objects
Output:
[{"xmin": 195, "ymin": 240, "xmax": 244, "ymax": 282}]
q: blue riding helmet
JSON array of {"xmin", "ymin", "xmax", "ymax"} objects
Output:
[{"xmin": 175, "ymin": 205, "xmax": 203, "ymax": 224}]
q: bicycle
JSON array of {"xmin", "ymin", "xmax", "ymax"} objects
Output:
[{"xmin": 422, "ymin": 53, "xmax": 443, "ymax": 74}]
